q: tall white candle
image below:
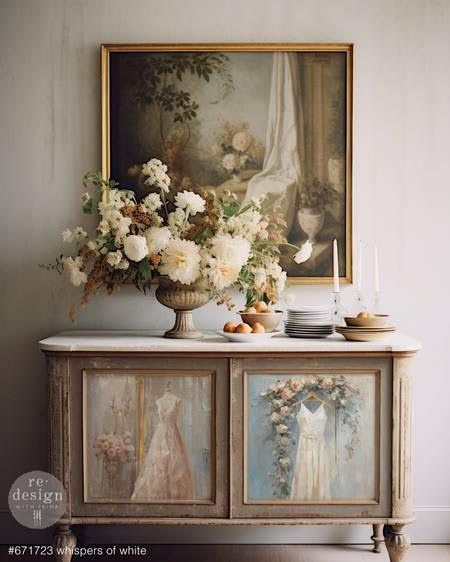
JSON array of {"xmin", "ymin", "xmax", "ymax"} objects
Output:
[
  {"xmin": 374, "ymin": 244, "xmax": 380, "ymax": 293},
  {"xmin": 356, "ymin": 240, "xmax": 363, "ymax": 292},
  {"xmin": 333, "ymin": 239, "xmax": 340, "ymax": 293}
]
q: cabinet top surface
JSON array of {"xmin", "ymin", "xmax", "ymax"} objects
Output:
[{"xmin": 39, "ymin": 330, "xmax": 421, "ymax": 354}]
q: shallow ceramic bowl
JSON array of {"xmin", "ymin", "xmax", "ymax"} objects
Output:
[
  {"xmin": 218, "ymin": 330, "xmax": 283, "ymax": 343},
  {"xmin": 239, "ymin": 311, "xmax": 283, "ymax": 332},
  {"xmin": 344, "ymin": 314, "xmax": 390, "ymax": 328},
  {"xmin": 336, "ymin": 326, "xmax": 395, "ymax": 342}
]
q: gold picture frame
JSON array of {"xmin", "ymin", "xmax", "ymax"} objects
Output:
[{"xmin": 101, "ymin": 43, "xmax": 353, "ymax": 284}]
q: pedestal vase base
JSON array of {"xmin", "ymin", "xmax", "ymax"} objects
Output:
[{"xmin": 164, "ymin": 310, "xmax": 203, "ymax": 339}]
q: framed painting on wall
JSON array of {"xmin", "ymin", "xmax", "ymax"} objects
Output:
[{"xmin": 101, "ymin": 43, "xmax": 353, "ymax": 283}]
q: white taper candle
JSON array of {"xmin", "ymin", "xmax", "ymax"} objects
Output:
[{"xmin": 333, "ymin": 239, "xmax": 340, "ymax": 293}]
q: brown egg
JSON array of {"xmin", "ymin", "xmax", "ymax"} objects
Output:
[
  {"xmin": 244, "ymin": 306, "xmax": 257, "ymax": 313},
  {"xmin": 236, "ymin": 323, "xmax": 252, "ymax": 334},
  {"xmin": 254, "ymin": 301, "xmax": 268, "ymax": 313},
  {"xmin": 357, "ymin": 311, "xmax": 369, "ymax": 318},
  {"xmin": 266, "ymin": 305, "xmax": 274, "ymax": 313},
  {"xmin": 252, "ymin": 322, "xmax": 265, "ymax": 334},
  {"xmin": 223, "ymin": 321, "xmax": 237, "ymax": 333},
  {"xmin": 367, "ymin": 312, "xmax": 376, "ymax": 318}
]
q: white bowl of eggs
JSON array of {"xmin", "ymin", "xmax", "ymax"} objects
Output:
[{"xmin": 218, "ymin": 301, "xmax": 284, "ymax": 342}]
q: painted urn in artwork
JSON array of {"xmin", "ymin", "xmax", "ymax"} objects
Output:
[
  {"xmin": 155, "ymin": 276, "xmax": 210, "ymax": 339},
  {"xmin": 297, "ymin": 208, "xmax": 325, "ymax": 243}
]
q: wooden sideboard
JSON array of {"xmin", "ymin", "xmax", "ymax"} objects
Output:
[{"xmin": 39, "ymin": 331, "xmax": 420, "ymax": 562}]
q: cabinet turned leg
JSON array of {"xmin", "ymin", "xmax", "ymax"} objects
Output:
[
  {"xmin": 371, "ymin": 523, "xmax": 385, "ymax": 553},
  {"xmin": 53, "ymin": 524, "xmax": 76, "ymax": 562},
  {"xmin": 385, "ymin": 524, "xmax": 411, "ymax": 562}
]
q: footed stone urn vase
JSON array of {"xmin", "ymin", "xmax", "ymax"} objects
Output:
[{"xmin": 155, "ymin": 276, "xmax": 210, "ymax": 339}]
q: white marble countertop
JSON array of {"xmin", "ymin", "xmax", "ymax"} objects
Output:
[{"xmin": 39, "ymin": 330, "xmax": 421, "ymax": 353}]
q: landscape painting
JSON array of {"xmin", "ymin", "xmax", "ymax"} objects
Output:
[
  {"xmin": 103, "ymin": 44, "xmax": 352, "ymax": 282},
  {"xmin": 245, "ymin": 371, "xmax": 378, "ymax": 503},
  {"xmin": 83, "ymin": 370, "xmax": 213, "ymax": 503}
]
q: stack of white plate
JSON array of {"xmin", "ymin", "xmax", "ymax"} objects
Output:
[{"xmin": 284, "ymin": 306, "xmax": 334, "ymax": 339}]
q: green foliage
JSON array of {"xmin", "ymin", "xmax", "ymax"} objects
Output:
[
  {"xmin": 83, "ymin": 172, "xmax": 118, "ymax": 193},
  {"xmin": 82, "ymin": 198, "xmax": 94, "ymax": 214},
  {"xmin": 39, "ymin": 255, "xmax": 65, "ymax": 274},
  {"xmin": 220, "ymin": 198, "xmax": 241, "ymax": 218},
  {"xmin": 138, "ymin": 258, "xmax": 152, "ymax": 281}
]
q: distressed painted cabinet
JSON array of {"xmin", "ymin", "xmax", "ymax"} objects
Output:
[{"xmin": 39, "ymin": 331, "xmax": 420, "ymax": 562}]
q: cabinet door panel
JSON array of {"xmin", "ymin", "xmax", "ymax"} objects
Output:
[
  {"xmin": 69, "ymin": 356, "xmax": 228, "ymax": 518},
  {"xmin": 231, "ymin": 356, "xmax": 391, "ymax": 518}
]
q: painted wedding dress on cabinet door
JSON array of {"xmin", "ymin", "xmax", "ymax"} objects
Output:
[
  {"xmin": 290, "ymin": 403, "xmax": 331, "ymax": 500},
  {"xmin": 132, "ymin": 390, "xmax": 194, "ymax": 500}
]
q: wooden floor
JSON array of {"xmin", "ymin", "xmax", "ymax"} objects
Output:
[{"xmin": 2, "ymin": 544, "xmax": 450, "ymax": 561}]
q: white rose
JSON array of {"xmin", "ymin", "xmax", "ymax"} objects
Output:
[
  {"xmin": 174, "ymin": 190, "xmax": 206, "ymax": 215},
  {"xmin": 123, "ymin": 235, "xmax": 148, "ymax": 262}
]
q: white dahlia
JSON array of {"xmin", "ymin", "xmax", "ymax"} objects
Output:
[
  {"xmin": 174, "ymin": 190, "xmax": 206, "ymax": 215},
  {"xmin": 145, "ymin": 226, "xmax": 172, "ymax": 255},
  {"xmin": 206, "ymin": 257, "xmax": 242, "ymax": 290},
  {"xmin": 123, "ymin": 235, "xmax": 148, "ymax": 262},
  {"xmin": 159, "ymin": 238, "xmax": 201, "ymax": 285},
  {"xmin": 209, "ymin": 233, "xmax": 251, "ymax": 267}
]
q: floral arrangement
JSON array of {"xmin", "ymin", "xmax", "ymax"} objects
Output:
[
  {"xmin": 93, "ymin": 431, "xmax": 135, "ymax": 493},
  {"xmin": 93, "ymin": 431, "xmax": 135, "ymax": 464},
  {"xmin": 299, "ymin": 177, "xmax": 340, "ymax": 213},
  {"xmin": 211, "ymin": 119, "xmax": 265, "ymax": 179},
  {"xmin": 45, "ymin": 158, "xmax": 308, "ymax": 316},
  {"xmin": 260, "ymin": 375, "xmax": 361, "ymax": 498}
]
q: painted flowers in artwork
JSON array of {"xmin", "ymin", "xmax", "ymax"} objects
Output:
[
  {"xmin": 93, "ymin": 431, "xmax": 135, "ymax": 494},
  {"xmin": 260, "ymin": 376, "xmax": 361, "ymax": 498},
  {"xmin": 212, "ymin": 119, "xmax": 265, "ymax": 180},
  {"xmin": 42, "ymin": 158, "xmax": 310, "ymax": 317}
]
